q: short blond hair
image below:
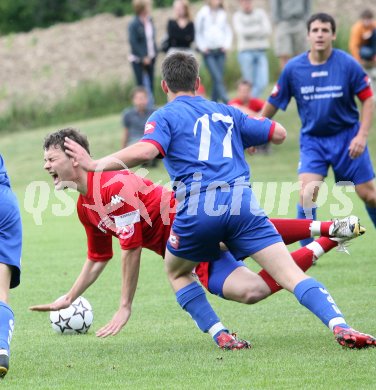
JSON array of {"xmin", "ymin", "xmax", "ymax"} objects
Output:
[
  {"xmin": 133, "ymin": 0, "xmax": 152, "ymax": 15},
  {"xmin": 174, "ymin": 0, "xmax": 192, "ymax": 21}
]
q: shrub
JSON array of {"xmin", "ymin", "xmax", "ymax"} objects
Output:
[{"xmin": 0, "ymin": 0, "xmax": 201, "ymax": 35}]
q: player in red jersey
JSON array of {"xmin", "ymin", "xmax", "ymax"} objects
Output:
[
  {"xmin": 228, "ymin": 80, "xmax": 265, "ymax": 117},
  {"xmin": 228, "ymin": 80, "xmax": 270, "ymax": 154},
  {"xmin": 30, "ymin": 128, "xmax": 373, "ymax": 349}
]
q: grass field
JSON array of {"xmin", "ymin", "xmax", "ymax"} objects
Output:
[{"xmin": 1, "ymin": 104, "xmax": 376, "ymax": 389}]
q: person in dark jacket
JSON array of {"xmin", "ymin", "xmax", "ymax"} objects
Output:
[{"xmin": 128, "ymin": 0, "xmax": 157, "ymax": 104}]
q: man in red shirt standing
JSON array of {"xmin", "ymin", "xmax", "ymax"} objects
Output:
[
  {"xmin": 228, "ymin": 79, "xmax": 265, "ymax": 116},
  {"xmin": 228, "ymin": 80, "xmax": 270, "ymax": 154}
]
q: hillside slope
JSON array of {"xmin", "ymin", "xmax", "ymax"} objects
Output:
[{"xmin": 0, "ymin": 0, "xmax": 374, "ymax": 113}]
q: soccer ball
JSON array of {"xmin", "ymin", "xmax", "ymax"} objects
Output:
[{"xmin": 50, "ymin": 296, "xmax": 93, "ymax": 334}]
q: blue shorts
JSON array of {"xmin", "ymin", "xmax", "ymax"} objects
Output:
[
  {"xmin": 207, "ymin": 251, "xmax": 246, "ymax": 298},
  {"xmin": 167, "ymin": 187, "xmax": 282, "ymax": 262},
  {"xmin": 0, "ymin": 184, "xmax": 22, "ymax": 288},
  {"xmin": 299, "ymin": 129, "xmax": 375, "ymax": 185}
]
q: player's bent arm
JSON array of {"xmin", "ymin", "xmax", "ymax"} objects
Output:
[
  {"xmin": 96, "ymin": 246, "xmax": 142, "ymax": 338},
  {"xmin": 260, "ymin": 101, "xmax": 279, "ymax": 119},
  {"xmin": 270, "ymin": 122, "xmax": 287, "ymax": 145},
  {"xmin": 29, "ymin": 258, "xmax": 108, "ymax": 312},
  {"xmin": 64, "ymin": 259, "xmax": 108, "ymax": 304},
  {"xmin": 358, "ymin": 97, "xmax": 374, "ymax": 139},
  {"xmin": 349, "ymin": 97, "xmax": 374, "ymax": 159},
  {"xmin": 118, "ymin": 247, "xmax": 142, "ymax": 309},
  {"xmin": 64, "ymin": 137, "xmax": 160, "ymax": 172}
]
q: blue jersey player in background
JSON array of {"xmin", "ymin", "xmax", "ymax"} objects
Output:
[
  {"xmin": 0, "ymin": 154, "xmax": 22, "ymax": 378},
  {"xmin": 262, "ymin": 13, "xmax": 376, "ymax": 246},
  {"xmin": 65, "ymin": 51, "xmax": 376, "ymax": 351}
]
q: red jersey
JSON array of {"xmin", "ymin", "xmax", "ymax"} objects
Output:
[
  {"xmin": 77, "ymin": 171, "xmax": 176, "ymax": 261},
  {"xmin": 228, "ymin": 97, "xmax": 265, "ymax": 113}
]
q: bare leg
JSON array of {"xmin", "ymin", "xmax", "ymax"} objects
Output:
[
  {"xmin": 251, "ymin": 242, "xmax": 309, "ymax": 292},
  {"xmin": 164, "ymin": 250, "xmax": 198, "ymax": 292},
  {"xmin": 355, "ymin": 179, "xmax": 376, "ymax": 227},
  {"xmin": 0, "ymin": 264, "xmax": 13, "ymax": 378},
  {"xmin": 0, "ymin": 264, "xmax": 11, "ymax": 303},
  {"xmin": 298, "ymin": 173, "xmax": 325, "ymax": 210},
  {"xmin": 355, "ymin": 179, "xmax": 376, "ymax": 207},
  {"xmin": 223, "ymin": 267, "xmax": 271, "ymax": 304}
]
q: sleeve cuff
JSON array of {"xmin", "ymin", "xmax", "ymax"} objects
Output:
[
  {"xmin": 88, "ymin": 255, "xmax": 112, "ymax": 262},
  {"xmin": 357, "ymin": 86, "xmax": 373, "ymax": 102},
  {"xmin": 267, "ymin": 121, "xmax": 276, "ymax": 142},
  {"xmin": 141, "ymin": 139, "xmax": 166, "ymax": 157}
]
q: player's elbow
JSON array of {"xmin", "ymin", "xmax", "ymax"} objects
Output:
[
  {"xmin": 271, "ymin": 123, "xmax": 287, "ymax": 145},
  {"xmin": 133, "ymin": 141, "xmax": 159, "ymax": 162}
]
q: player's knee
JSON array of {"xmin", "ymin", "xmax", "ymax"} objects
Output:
[
  {"xmin": 0, "ymin": 289, "xmax": 9, "ymax": 304},
  {"xmin": 238, "ymin": 288, "xmax": 266, "ymax": 305},
  {"xmin": 300, "ymin": 186, "xmax": 319, "ymax": 204},
  {"xmin": 358, "ymin": 190, "xmax": 376, "ymax": 206},
  {"xmin": 164, "ymin": 264, "xmax": 191, "ymax": 283},
  {"xmin": 364, "ymin": 195, "xmax": 376, "ymax": 207},
  {"xmin": 165, "ymin": 267, "xmax": 179, "ymax": 282}
]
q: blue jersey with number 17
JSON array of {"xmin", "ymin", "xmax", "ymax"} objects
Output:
[{"xmin": 141, "ymin": 95, "xmax": 274, "ymax": 196}]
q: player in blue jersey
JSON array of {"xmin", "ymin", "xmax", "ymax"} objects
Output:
[
  {"xmin": 65, "ymin": 51, "xmax": 376, "ymax": 350},
  {"xmin": 0, "ymin": 155, "xmax": 22, "ymax": 378},
  {"xmin": 261, "ymin": 13, "xmax": 376, "ymax": 247}
]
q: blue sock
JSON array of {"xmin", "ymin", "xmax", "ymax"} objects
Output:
[
  {"xmin": 297, "ymin": 204, "xmax": 317, "ymax": 246},
  {"xmin": 176, "ymin": 282, "xmax": 225, "ymax": 341},
  {"xmin": 0, "ymin": 302, "xmax": 14, "ymax": 355},
  {"xmin": 294, "ymin": 278, "xmax": 350, "ymax": 331},
  {"xmin": 366, "ymin": 206, "xmax": 376, "ymax": 227}
]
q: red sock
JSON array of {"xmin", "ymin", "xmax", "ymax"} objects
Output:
[
  {"xmin": 311, "ymin": 236, "xmax": 338, "ymax": 252},
  {"xmin": 320, "ymin": 222, "xmax": 332, "ymax": 236},
  {"xmin": 270, "ymin": 218, "xmax": 313, "ymax": 245},
  {"xmin": 258, "ymin": 237, "xmax": 337, "ymax": 294}
]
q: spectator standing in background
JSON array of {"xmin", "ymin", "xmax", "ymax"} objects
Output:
[
  {"xmin": 270, "ymin": 0, "xmax": 311, "ymax": 71},
  {"xmin": 349, "ymin": 9, "xmax": 376, "ymax": 69},
  {"xmin": 161, "ymin": 0, "xmax": 195, "ymax": 55},
  {"xmin": 128, "ymin": 0, "xmax": 157, "ymax": 106},
  {"xmin": 233, "ymin": 0, "xmax": 272, "ymax": 98},
  {"xmin": 195, "ymin": 0, "xmax": 232, "ymax": 103},
  {"xmin": 122, "ymin": 86, "xmax": 158, "ymax": 167},
  {"xmin": 121, "ymin": 86, "xmax": 156, "ymax": 149}
]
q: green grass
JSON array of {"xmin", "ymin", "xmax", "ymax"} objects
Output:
[{"xmin": 1, "ymin": 105, "xmax": 376, "ymax": 389}]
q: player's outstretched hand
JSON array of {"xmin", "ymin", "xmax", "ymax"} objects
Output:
[
  {"xmin": 348, "ymin": 134, "xmax": 366, "ymax": 159},
  {"xmin": 96, "ymin": 307, "xmax": 131, "ymax": 338},
  {"xmin": 64, "ymin": 137, "xmax": 97, "ymax": 171},
  {"xmin": 29, "ymin": 295, "xmax": 72, "ymax": 312}
]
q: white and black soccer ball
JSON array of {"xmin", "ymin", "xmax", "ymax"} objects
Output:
[{"xmin": 50, "ymin": 296, "xmax": 93, "ymax": 334}]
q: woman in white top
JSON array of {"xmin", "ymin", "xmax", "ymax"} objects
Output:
[
  {"xmin": 233, "ymin": 0, "xmax": 272, "ymax": 98},
  {"xmin": 195, "ymin": 0, "xmax": 232, "ymax": 103}
]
